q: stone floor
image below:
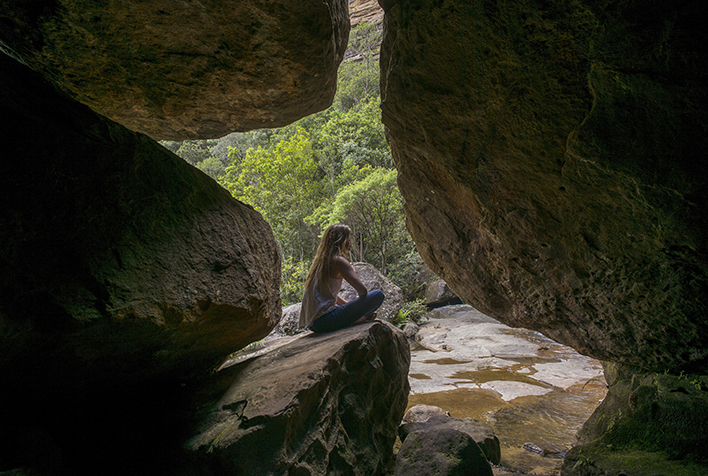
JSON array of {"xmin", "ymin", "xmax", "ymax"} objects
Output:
[{"xmin": 406, "ymin": 304, "xmax": 607, "ymax": 475}]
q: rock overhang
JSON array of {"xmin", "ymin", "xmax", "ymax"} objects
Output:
[
  {"xmin": 0, "ymin": 0, "xmax": 351, "ymax": 140},
  {"xmin": 379, "ymin": 0, "xmax": 708, "ymax": 373}
]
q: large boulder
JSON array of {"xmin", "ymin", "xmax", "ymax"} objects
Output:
[
  {"xmin": 424, "ymin": 279, "xmax": 460, "ymax": 307},
  {"xmin": 561, "ymin": 363, "xmax": 708, "ymax": 475},
  {"xmin": 339, "ymin": 262, "xmax": 404, "ymax": 322},
  {"xmin": 380, "ymin": 0, "xmax": 708, "ymax": 373},
  {"xmin": 0, "ymin": 0, "xmax": 350, "ymax": 140},
  {"xmin": 394, "ymin": 428, "xmax": 493, "ymax": 476},
  {"xmin": 403, "ymin": 403, "xmax": 450, "ymax": 423},
  {"xmin": 399, "ymin": 413, "xmax": 501, "ymax": 466},
  {"xmin": 269, "ymin": 302, "xmax": 303, "ymax": 337},
  {"xmin": 0, "ymin": 54, "xmax": 281, "ymax": 381},
  {"xmin": 0, "ymin": 54, "xmax": 280, "ymax": 474},
  {"xmin": 187, "ymin": 321, "xmax": 411, "ymax": 476}
]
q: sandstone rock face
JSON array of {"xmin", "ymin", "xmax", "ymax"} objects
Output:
[
  {"xmin": 349, "ymin": 0, "xmax": 384, "ymax": 27},
  {"xmin": 399, "ymin": 414, "xmax": 502, "ymax": 466},
  {"xmin": 187, "ymin": 321, "xmax": 411, "ymax": 476},
  {"xmin": 1, "ymin": 55, "xmax": 280, "ymax": 474},
  {"xmin": 0, "ymin": 0, "xmax": 350, "ymax": 140},
  {"xmin": 395, "ymin": 427, "xmax": 493, "ymax": 476},
  {"xmin": 562, "ymin": 363, "xmax": 708, "ymax": 474},
  {"xmin": 380, "ymin": 0, "xmax": 708, "ymax": 373},
  {"xmin": 270, "ymin": 302, "xmax": 303, "ymax": 337},
  {"xmin": 340, "ymin": 262, "xmax": 404, "ymax": 321},
  {"xmin": 1, "ymin": 55, "xmax": 281, "ymax": 381},
  {"xmin": 424, "ymin": 279, "xmax": 459, "ymax": 307}
]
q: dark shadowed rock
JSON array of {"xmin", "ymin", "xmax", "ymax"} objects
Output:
[
  {"xmin": 395, "ymin": 427, "xmax": 493, "ymax": 476},
  {"xmin": 339, "ymin": 262, "xmax": 403, "ymax": 321},
  {"xmin": 0, "ymin": 54, "xmax": 281, "ymax": 382},
  {"xmin": 0, "ymin": 54, "xmax": 280, "ymax": 475},
  {"xmin": 399, "ymin": 414, "xmax": 501, "ymax": 466},
  {"xmin": 187, "ymin": 321, "xmax": 411, "ymax": 476},
  {"xmin": 381, "ymin": 0, "xmax": 708, "ymax": 374},
  {"xmin": 0, "ymin": 0, "xmax": 350, "ymax": 140},
  {"xmin": 561, "ymin": 363, "xmax": 708, "ymax": 475}
]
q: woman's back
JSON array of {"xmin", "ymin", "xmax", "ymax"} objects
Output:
[{"xmin": 300, "ymin": 269, "xmax": 342, "ymax": 329}]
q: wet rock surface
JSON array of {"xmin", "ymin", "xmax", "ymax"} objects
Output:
[
  {"xmin": 406, "ymin": 305, "xmax": 606, "ymax": 475},
  {"xmin": 381, "ymin": 0, "xmax": 708, "ymax": 374},
  {"xmin": 0, "ymin": 0, "xmax": 349, "ymax": 140},
  {"xmin": 188, "ymin": 321, "xmax": 411, "ymax": 476}
]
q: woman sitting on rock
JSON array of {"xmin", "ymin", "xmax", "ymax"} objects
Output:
[{"xmin": 300, "ymin": 224, "xmax": 385, "ymax": 333}]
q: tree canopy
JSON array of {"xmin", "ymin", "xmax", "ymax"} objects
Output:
[{"xmin": 162, "ymin": 22, "xmax": 421, "ymax": 304}]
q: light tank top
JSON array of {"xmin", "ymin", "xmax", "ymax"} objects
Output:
[{"xmin": 300, "ymin": 273, "xmax": 343, "ymax": 329}]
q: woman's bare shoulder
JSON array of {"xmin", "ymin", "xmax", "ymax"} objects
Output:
[{"xmin": 332, "ymin": 255, "xmax": 352, "ymax": 276}]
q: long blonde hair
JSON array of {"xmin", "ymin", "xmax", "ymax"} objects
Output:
[{"xmin": 305, "ymin": 224, "xmax": 351, "ymax": 292}]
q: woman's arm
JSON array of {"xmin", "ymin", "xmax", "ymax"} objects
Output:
[{"xmin": 334, "ymin": 256, "xmax": 367, "ymax": 298}]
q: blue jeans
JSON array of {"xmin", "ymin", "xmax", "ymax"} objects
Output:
[{"xmin": 309, "ymin": 289, "xmax": 385, "ymax": 333}]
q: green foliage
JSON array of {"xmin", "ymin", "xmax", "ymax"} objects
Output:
[
  {"xmin": 335, "ymin": 22, "xmax": 381, "ymax": 111},
  {"xmin": 161, "ymin": 20, "xmax": 422, "ymax": 304},
  {"xmin": 220, "ymin": 128, "xmax": 324, "ymax": 260},
  {"xmin": 196, "ymin": 156, "xmax": 227, "ymax": 180},
  {"xmin": 308, "ymin": 168, "xmax": 411, "ymax": 275},
  {"xmin": 172, "ymin": 140, "xmax": 215, "ymax": 165},
  {"xmin": 316, "ymin": 97, "xmax": 392, "ymax": 173},
  {"xmin": 393, "ymin": 299, "xmax": 431, "ymax": 328},
  {"xmin": 387, "ymin": 250, "xmax": 427, "ymax": 299},
  {"xmin": 280, "ymin": 256, "xmax": 310, "ymax": 306},
  {"xmin": 213, "ymin": 131, "xmax": 276, "ymax": 163}
]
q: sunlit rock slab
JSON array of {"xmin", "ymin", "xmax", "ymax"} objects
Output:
[
  {"xmin": 1, "ymin": 0, "xmax": 350, "ymax": 139},
  {"xmin": 408, "ymin": 305, "xmax": 603, "ymax": 397}
]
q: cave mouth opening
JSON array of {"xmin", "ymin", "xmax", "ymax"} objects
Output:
[
  {"xmin": 156, "ymin": 18, "xmax": 609, "ymax": 473},
  {"xmin": 4, "ymin": 0, "xmax": 708, "ymax": 473},
  {"xmin": 159, "ymin": 20, "xmax": 422, "ymax": 309}
]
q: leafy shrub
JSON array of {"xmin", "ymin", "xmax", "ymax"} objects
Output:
[{"xmin": 393, "ymin": 299, "xmax": 431, "ymax": 328}]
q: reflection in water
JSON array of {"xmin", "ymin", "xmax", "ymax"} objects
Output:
[
  {"xmin": 407, "ymin": 378, "xmax": 607, "ymax": 474},
  {"xmin": 405, "ymin": 305, "xmax": 608, "ymax": 474},
  {"xmin": 406, "ymin": 313, "xmax": 607, "ymax": 475},
  {"xmin": 490, "ymin": 381, "xmax": 608, "ymax": 448},
  {"xmin": 449, "ymin": 368, "xmax": 556, "ymax": 389},
  {"xmin": 423, "ymin": 357, "xmax": 471, "ymax": 365}
]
